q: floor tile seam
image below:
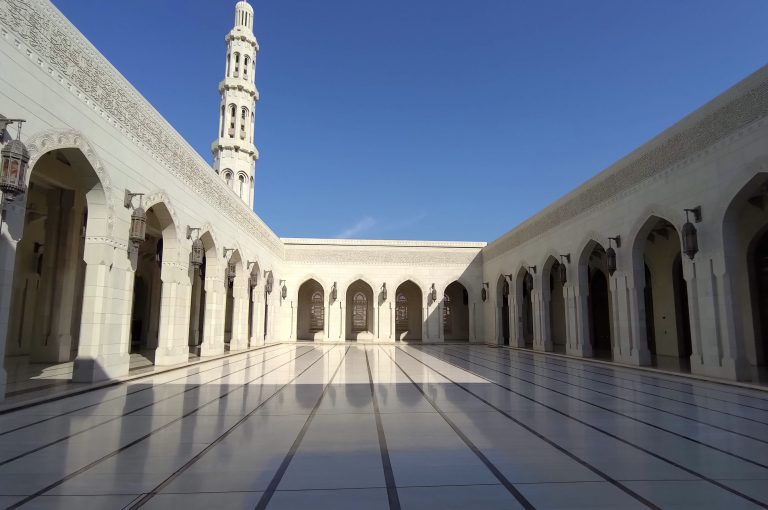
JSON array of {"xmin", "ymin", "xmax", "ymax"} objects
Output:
[
  {"xmin": 0, "ymin": 347, "xmax": 314, "ymax": 465},
  {"xmin": 404, "ymin": 346, "xmax": 768, "ymax": 510},
  {"xmin": 430, "ymin": 346, "xmax": 768, "ymax": 450},
  {"xmin": 117, "ymin": 345, "xmax": 342, "ymax": 507},
  {"xmin": 0, "ymin": 343, "xmax": 294, "ymax": 420},
  {"xmin": 473, "ymin": 345, "xmax": 768, "ymax": 405},
  {"xmin": 4, "ymin": 342, "xmax": 295, "ymax": 408},
  {"xmin": 363, "ymin": 347, "xmax": 401, "ymax": 510},
  {"xmin": 495, "ymin": 345, "xmax": 768, "ymax": 402},
  {"xmin": 444, "ymin": 346, "xmax": 768, "ymax": 418},
  {"xmin": 378, "ymin": 346, "xmax": 537, "ymax": 510},
  {"xmin": 252, "ymin": 347, "xmax": 351, "ymax": 510},
  {"xmin": 445, "ymin": 348, "xmax": 768, "ymax": 427},
  {"xmin": 0, "ymin": 346, "xmax": 331, "ymax": 510}
]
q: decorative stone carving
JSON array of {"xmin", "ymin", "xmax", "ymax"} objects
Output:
[{"xmin": 0, "ymin": 0, "xmax": 283, "ymax": 256}]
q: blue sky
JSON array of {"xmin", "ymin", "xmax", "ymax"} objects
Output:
[{"xmin": 51, "ymin": 1, "xmax": 768, "ymax": 242}]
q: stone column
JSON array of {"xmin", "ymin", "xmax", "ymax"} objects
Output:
[
  {"xmin": 73, "ymin": 240, "xmax": 132, "ymax": 382},
  {"xmin": 249, "ymin": 286, "xmax": 263, "ymax": 347},
  {"xmin": 0, "ymin": 197, "xmax": 26, "ymax": 399},
  {"xmin": 229, "ymin": 276, "xmax": 250, "ymax": 351},
  {"xmin": 155, "ymin": 261, "xmax": 192, "ymax": 365},
  {"xmin": 617, "ymin": 268, "xmax": 651, "ymax": 365},
  {"xmin": 200, "ymin": 274, "xmax": 225, "ymax": 356}
]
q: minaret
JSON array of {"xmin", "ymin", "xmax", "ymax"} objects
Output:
[{"xmin": 213, "ymin": 0, "xmax": 259, "ymax": 208}]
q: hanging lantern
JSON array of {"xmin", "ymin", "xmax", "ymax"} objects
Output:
[
  {"xmin": 227, "ymin": 261, "xmax": 237, "ymax": 283},
  {"xmin": 249, "ymin": 269, "xmax": 258, "ymax": 288},
  {"xmin": 0, "ymin": 136, "xmax": 29, "ymax": 200},
  {"xmin": 558, "ymin": 263, "xmax": 567, "ymax": 285},
  {"xmin": 481, "ymin": 287, "xmax": 487, "ymax": 302},
  {"xmin": 380, "ymin": 283, "xmax": 387, "ymax": 301},
  {"xmin": 682, "ymin": 208, "xmax": 701, "ymax": 260},
  {"xmin": 330, "ymin": 282, "xmax": 337, "ymax": 301},
  {"xmin": 606, "ymin": 246, "xmax": 617, "ymax": 276},
  {"xmin": 191, "ymin": 238, "xmax": 204, "ymax": 268},
  {"xmin": 281, "ymin": 282, "xmax": 287, "ymax": 299},
  {"xmin": 430, "ymin": 284, "xmax": 437, "ymax": 302},
  {"xmin": 129, "ymin": 205, "xmax": 146, "ymax": 246},
  {"xmin": 265, "ymin": 271, "xmax": 273, "ymax": 294}
]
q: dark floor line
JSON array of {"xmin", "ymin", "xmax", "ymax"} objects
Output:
[
  {"xmin": 468, "ymin": 346, "xmax": 768, "ymax": 422},
  {"xmin": 0, "ymin": 346, "xmax": 310, "ymax": 468},
  {"xmin": 127, "ymin": 346, "xmax": 343, "ymax": 510},
  {"xmin": 500, "ymin": 346, "xmax": 768, "ymax": 408},
  {"xmin": 378, "ymin": 346, "xmax": 538, "ymax": 510},
  {"xmin": 403, "ymin": 346, "xmax": 768, "ymax": 509},
  {"xmin": 364, "ymin": 348, "xmax": 401, "ymax": 510},
  {"xmin": 5, "ymin": 381, "xmax": 68, "ymax": 398},
  {"xmin": 386, "ymin": 346, "xmax": 662, "ymax": 510},
  {"xmin": 3, "ymin": 346, "xmax": 327, "ymax": 510},
  {"xmin": 0, "ymin": 344, "xmax": 291, "ymax": 437},
  {"xmin": 0, "ymin": 343, "xmax": 282, "ymax": 417},
  {"xmin": 252, "ymin": 347, "xmax": 350, "ymax": 510},
  {"xmin": 428, "ymin": 346, "xmax": 768, "ymax": 469},
  {"xmin": 438, "ymin": 345, "xmax": 768, "ymax": 444}
]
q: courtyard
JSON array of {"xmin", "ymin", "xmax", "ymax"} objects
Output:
[{"xmin": 0, "ymin": 343, "xmax": 766, "ymax": 509}]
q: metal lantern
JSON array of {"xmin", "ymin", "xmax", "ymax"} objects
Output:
[
  {"xmin": 606, "ymin": 236, "xmax": 620, "ymax": 276},
  {"xmin": 191, "ymin": 238, "xmax": 204, "ymax": 268},
  {"xmin": 265, "ymin": 270, "xmax": 273, "ymax": 294},
  {"xmin": 682, "ymin": 207, "xmax": 701, "ymax": 260},
  {"xmin": 381, "ymin": 283, "xmax": 387, "ymax": 301},
  {"xmin": 249, "ymin": 269, "xmax": 258, "ymax": 288},
  {"xmin": 281, "ymin": 282, "xmax": 287, "ymax": 299},
  {"xmin": 0, "ymin": 137, "xmax": 29, "ymax": 200},
  {"xmin": 430, "ymin": 284, "xmax": 437, "ymax": 302},
  {"xmin": 129, "ymin": 205, "xmax": 147, "ymax": 246},
  {"xmin": 558, "ymin": 263, "xmax": 568, "ymax": 285},
  {"xmin": 606, "ymin": 246, "xmax": 617, "ymax": 276},
  {"xmin": 682, "ymin": 221, "xmax": 698, "ymax": 260},
  {"xmin": 227, "ymin": 261, "xmax": 237, "ymax": 283},
  {"xmin": 330, "ymin": 282, "xmax": 337, "ymax": 301},
  {"xmin": 481, "ymin": 287, "xmax": 487, "ymax": 302}
]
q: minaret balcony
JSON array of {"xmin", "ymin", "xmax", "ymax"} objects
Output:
[{"xmin": 219, "ymin": 78, "xmax": 259, "ymax": 99}]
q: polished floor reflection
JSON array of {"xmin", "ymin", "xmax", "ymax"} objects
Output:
[{"xmin": 0, "ymin": 343, "xmax": 767, "ymax": 509}]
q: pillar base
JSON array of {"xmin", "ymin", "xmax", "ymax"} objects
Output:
[
  {"xmin": 72, "ymin": 353, "xmax": 129, "ymax": 383},
  {"xmin": 0, "ymin": 367, "xmax": 7, "ymax": 401},
  {"xmin": 534, "ymin": 342, "xmax": 553, "ymax": 353},
  {"xmin": 692, "ymin": 355, "xmax": 751, "ymax": 382},
  {"xmin": 200, "ymin": 342, "xmax": 225, "ymax": 357},
  {"xmin": 154, "ymin": 345, "xmax": 189, "ymax": 366},
  {"xmin": 229, "ymin": 338, "xmax": 249, "ymax": 351},
  {"xmin": 249, "ymin": 336, "xmax": 264, "ymax": 347},
  {"xmin": 31, "ymin": 334, "xmax": 73, "ymax": 363}
]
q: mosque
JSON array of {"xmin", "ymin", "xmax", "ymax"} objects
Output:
[{"xmin": 0, "ymin": 0, "xmax": 767, "ymax": 401}]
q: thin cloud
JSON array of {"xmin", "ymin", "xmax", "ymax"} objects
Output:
[{"xmin": 335, "ymin": 216, "xmax": 377, "ymax": 238}]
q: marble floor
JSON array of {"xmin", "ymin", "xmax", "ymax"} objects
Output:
[{"xmin": 0, "ymin": 343, "xmax": 767, "ymax": 509}]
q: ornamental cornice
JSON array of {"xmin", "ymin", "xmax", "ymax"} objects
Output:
[
  {"xmin": 484, "ymin": 74, "xmax": 768, "ymax": 261},
  {"xmin": 284, "ymin": 247, "xmax": 481, "ymax": 266},
  {"xmin": 282, "ymin": 238, "xmax": 486, "ymax": 248},
  {"xmin": 0, "ymin": 0, "xmax": 283, "ymax": 257}
]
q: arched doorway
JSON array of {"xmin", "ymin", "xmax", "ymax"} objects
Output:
[
  {"xmin": 752, "ymin": 231, "xmax": 768, "ymax": 366},
  {"xmin": 5, "ymin": 148, "xmax": 100, "ymax": 376},
  {"xmin": 297, "ymin": 279, "xmax": 325, "ymax": 341},
  {"xmin": 498, "ymin": 276, "xmax": 510, "ymax": 345},
  {"xmin": 222, "ymin": 250, "xmax": 242, "ymax": 350},
  {"xmin": 634, "ymin": 216, "xmax": 693, "ymax": 370},
  {"xmin": 130, "ymin": 204, "xmax": 177, "ymax": 364},
  {"xmin": 247, "ymin": 262, "xmax": 259, "ymax": 346},
  {"xmin": 516, "ymin": 268, "xmax": 534, "ymax": 349},
  {"xmin": 722, "ymin": 173, "xmax": 768, "ymax": 378},
  {"xmin": 544, "ymin": 258, "xmax": 567, "ymax": 353},
  {"xmin": 346, "ymin": 280, "xmax": 374, "ymax": 341},
  {"xmin": 188, "ymin": 232, "xmax": 219, "ymax": 356},
  {"xmin": 395, "ymin": 280, "xmax": 422, "ymax": 341},
  {"xmin": 443, "ymin": 281, "xmax": 469, "ymax": 341},
  {"xmin": 580, "ymin": 241, "xmax": 613, "ymax": 360}
]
